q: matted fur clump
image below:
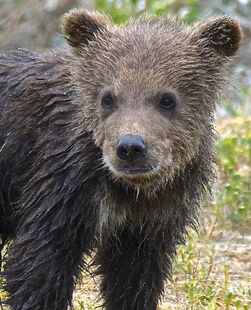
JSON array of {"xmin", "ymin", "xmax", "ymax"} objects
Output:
[{"xmin": 0, "ymin": 8, "xmax": 242, "ymax": 310}]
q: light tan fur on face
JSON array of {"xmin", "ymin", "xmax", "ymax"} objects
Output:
[{"xmin": 62, "ymin": 11, "xmax": 242, "ymax": 189}]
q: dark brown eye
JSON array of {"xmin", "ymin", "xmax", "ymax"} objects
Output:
[
  {"xmin": 159, "ymin": 93, "xmax": 177, "ymax": 110},
  {"xmin": 101, "ymin": 93, "xmax": 115, "ymax": 109}
]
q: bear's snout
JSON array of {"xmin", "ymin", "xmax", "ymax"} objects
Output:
[{"xmin": 116, "ymin": 134, "xmax": 147, "ymax": 161}]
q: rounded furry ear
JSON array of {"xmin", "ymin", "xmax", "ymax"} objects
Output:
[
  {"xmin": 62, "ymin": 9, "xmax": 111, "ymax": 48},
  {"xmin": 192, "ymin": 16, "xmax": 243, "ymax": 57}
]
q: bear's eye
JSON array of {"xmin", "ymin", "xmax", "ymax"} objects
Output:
[
  {"xmin": 101, "ymin": 93, "xmax": 115, "ymax": 109},
  {"xmin": 159, "ymin": 93, "xmax": 177, "ymax": 110}
]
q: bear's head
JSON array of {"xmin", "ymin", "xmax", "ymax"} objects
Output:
[{"xmin": 62, "ymin": 9, "xmax": 242, "ymax": 189}]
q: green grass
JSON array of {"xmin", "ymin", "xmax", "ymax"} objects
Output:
[
  {"xmin": 160, "ymin": 231, "xmax": 251, "ymax": 310},
  {"xmin": 74, "ymin": 301, "xmax": 96, "ymax": 310},
  {"xmin": 213, "ymin": 117, "xmax": 251, "ymax": 234}
]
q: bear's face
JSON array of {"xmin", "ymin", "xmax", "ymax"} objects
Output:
[{"xmin": 63, "ymin": 10, "xmax": 242, "ymax": 188}]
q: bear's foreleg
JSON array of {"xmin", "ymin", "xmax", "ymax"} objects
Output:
[
  {"xmin": 3, "ymin": 186, "xmax": 95, "ymax": 310},
  {"xmin": 94, "ymin": 222, "xmax": 178, "ymax": 310}
]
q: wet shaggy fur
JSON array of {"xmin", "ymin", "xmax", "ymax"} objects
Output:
[{"xmin": 0, "ymin": 9, "xmax": 242, "ymax": 310}]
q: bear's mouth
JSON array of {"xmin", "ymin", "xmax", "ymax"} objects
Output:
[{"xmin": 117, "ymin": 165, "xmax": 152, "ymax": 175}]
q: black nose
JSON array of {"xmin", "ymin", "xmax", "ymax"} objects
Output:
[{"xmin": 117, "ymin": 135, "xmax": 147, "ymax": 161}]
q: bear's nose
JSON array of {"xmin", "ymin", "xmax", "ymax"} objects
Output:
[{"xmin": 117, "ymin": 135, "xmax": 147, "ymax": 161}]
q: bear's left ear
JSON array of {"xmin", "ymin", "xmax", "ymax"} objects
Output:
[
  {"xmin": 62, "ymin": 9, "xmax": 112, "ymax": 48},
  {"xmin": 191, "ymin": 16, "xmax": 243, "ymax": 57}
]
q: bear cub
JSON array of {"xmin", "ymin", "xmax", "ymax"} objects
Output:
[{"xmin": 0, "ymin": 9, "xmax": 242, "ymax": 310}]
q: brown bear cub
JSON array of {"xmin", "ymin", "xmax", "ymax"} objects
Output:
[{"xmin": 0, "ymin": 9, "xmax": 242, "ymax": 310}]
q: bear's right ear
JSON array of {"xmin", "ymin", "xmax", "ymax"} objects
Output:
[
  {"xmin": 190, "ymin": 16, "xmax": 243, "ymax": 58},
  {"xmin": 62, "ymin": 9, "xmax": 111, "ymax": 48}
]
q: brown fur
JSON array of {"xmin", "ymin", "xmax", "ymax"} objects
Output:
[
  {"xmin": 0, "ymin": 9, "xmax": 242, "ymax": 310},
  {"xmin": 63, "ymin": 11, "xmax": 242, "ymax": 190}
]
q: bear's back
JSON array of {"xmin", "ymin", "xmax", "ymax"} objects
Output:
[
  {"xmin": 0, "ymin": 49, "xmax": 74, "ymax": 236},
  {"xmin": 0, "ymin": 49, "xmax": 72, "ymax": 117}
]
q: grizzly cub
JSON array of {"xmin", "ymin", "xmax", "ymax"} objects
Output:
[{"xmin": 0, "ymin": 8, "xmax": 242, "ymax": 310}]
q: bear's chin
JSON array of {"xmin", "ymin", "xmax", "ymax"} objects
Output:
[
  {"xmin": 106, "ymin": 161, "xmax": 167, "ymax": 189},
  {"xmin": 112, "ymin": 170, "xmax": 161, "ymax": 189}
]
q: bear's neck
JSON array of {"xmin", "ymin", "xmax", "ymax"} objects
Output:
[
  {"xmin": 80, "ymin": 131, "xmax": 215, "ymax": 236},
  {"xmin": 95, "ymin": 147, "xmax": 215, "ymax": 236}
]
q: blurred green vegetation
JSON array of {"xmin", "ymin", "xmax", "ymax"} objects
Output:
[
  {"xmin": 94, "ymin": 0, "xmax": 251, "ymax": 24},
  {"xmin": 214, "ymin": 116, "xmax": 251, "ymax": 234}
]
